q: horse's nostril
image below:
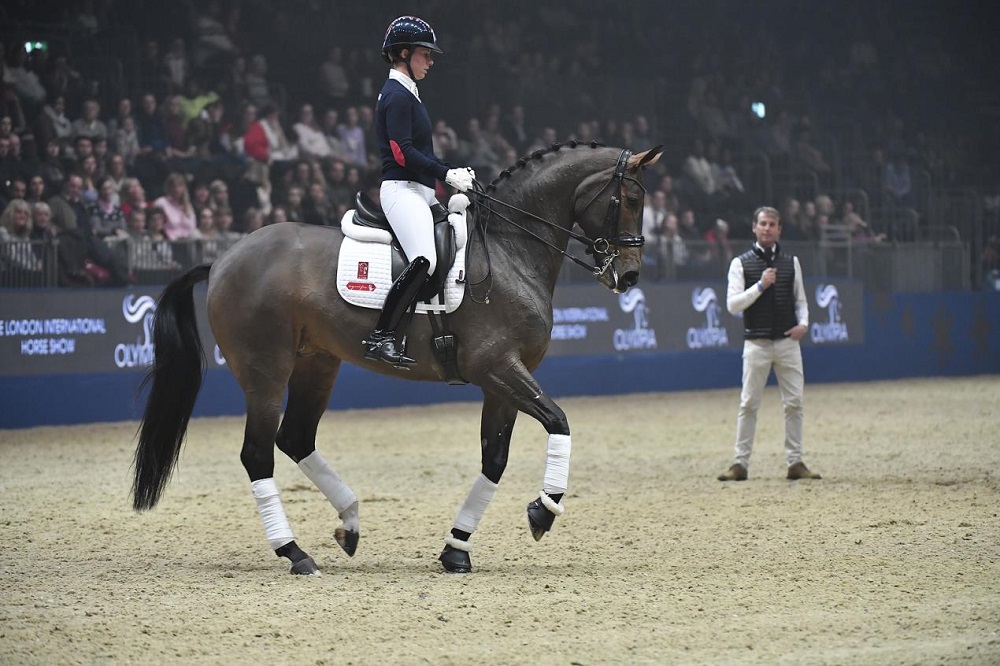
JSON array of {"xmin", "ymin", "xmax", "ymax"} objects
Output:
[{"xmin": 620, "ymin": 271, "xmax": 639, "ymax": 289}]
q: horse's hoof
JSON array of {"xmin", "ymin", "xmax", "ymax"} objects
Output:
[
  {"xmin": 526, "ymin": 497, "xmax": 559, "ymax": 542},
  {"xmin": 439, "ymin": 545, "xmax": 472, "ymax": 573},
  {"xmin": 289, "ymin": 557, "xmax": 320, "ymax": 576},
  {"xmin": 334, "ymin": 527, "xmax": 359, "ymax": 557}
]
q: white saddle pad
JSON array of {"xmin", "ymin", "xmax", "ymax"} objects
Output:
[{"xmin": 336, "ymin": 194, "xmax": 469, "ymax": 314}]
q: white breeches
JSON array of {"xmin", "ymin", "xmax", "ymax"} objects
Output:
[{"xmin": 380, "ymin": 179, "xmax": 438, "ymax": 276}]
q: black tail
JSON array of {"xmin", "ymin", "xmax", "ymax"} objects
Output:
[{"xmin": 131, "ymin": 264, "xmax": 212, "ymax": 511}]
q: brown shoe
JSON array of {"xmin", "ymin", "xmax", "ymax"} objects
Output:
[
  {"xmin": 787, "ymin": 462, "xmax": 822, "ymax": 480},
  {"xmin": 717, "ymin": 464, "xmax": 748, "ymax": 481}
]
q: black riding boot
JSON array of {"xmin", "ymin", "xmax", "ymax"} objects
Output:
[{"xmin": 363, "ymin": 256, "xmax": 430, "ymax": 365}]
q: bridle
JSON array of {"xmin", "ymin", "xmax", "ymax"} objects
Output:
[
  {"xmin": 465, "ymin": 147, "xmax": 645, "ymax": 302},
  {"xmin": 576, "ymin": 148, "xmax": 646, "ymax": 277}
]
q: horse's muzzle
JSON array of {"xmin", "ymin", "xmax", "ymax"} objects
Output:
[{"xmin": 616, "ymin": 270, "xmax": 640, "ymax": 292}]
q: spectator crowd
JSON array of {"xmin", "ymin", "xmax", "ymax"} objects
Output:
[{"xmin": 1, "ymin": 0, "xmax": 996, "ymax": 287}]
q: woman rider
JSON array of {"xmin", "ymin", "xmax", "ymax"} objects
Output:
[{"xmin": 364, "ymin": 16, "xmax": 476, "ymax": 365}]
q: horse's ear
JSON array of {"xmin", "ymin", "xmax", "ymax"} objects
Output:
[{"xmin": 628, "ymin": 145, "xmax": 664, "ymax": 171}]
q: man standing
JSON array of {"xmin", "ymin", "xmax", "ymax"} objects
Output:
[{"xmin": 717, "ymin": 206, "xmax": 821, "ymax": 482}]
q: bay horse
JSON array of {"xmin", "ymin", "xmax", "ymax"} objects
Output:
[{"xmin": 132, "ymin": 142, "xmax": 663, "ymax": 574}]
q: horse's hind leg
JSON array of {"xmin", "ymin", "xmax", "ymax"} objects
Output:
[
  {"xmin": 439, "ymin": 390, "xmax": 518, "ymax": 573},
  {"xmin": 238, "ymin": 364, "xmax": 319, "ymax": 576},
  {"xmin": 275, "ymin": 355, "xmax": 360, "ymax": 557}
]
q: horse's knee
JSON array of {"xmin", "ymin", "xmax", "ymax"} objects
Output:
[{"xmin": 240, "ymin": 442, "xmax": 275, "ymax": 481}]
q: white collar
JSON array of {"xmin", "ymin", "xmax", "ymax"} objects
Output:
[{"xmin": 388, "ymin": 69, "xmax": 420, "ymax": 101}]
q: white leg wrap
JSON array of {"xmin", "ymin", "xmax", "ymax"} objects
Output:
[
  {"xmin": 297, "ymin": 451, "xmax": 360, "ymax": 532},
  {"xmin": 251, "ymin": 478, "xmax": 294, "ymax": 551},
  {"xmin": 542, "ymin": 433, "xmax": 572, "ymax": 495},
  {"xmin": 453, "ymin": 473, "xmax": 498, "ymax": 534},
  {"xmin": 443, "ymin": 535, "xmax": 473, "ymax": 552}
]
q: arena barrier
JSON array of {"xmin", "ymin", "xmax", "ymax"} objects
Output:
[{"xmin": 1, "ymin": 282, "xmax": 998, "ymax": 428}]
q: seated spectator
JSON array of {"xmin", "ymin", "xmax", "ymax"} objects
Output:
[
  {"xmin": 703, "ymin": 218, "xmax": 733, "ymax": 267},
  {"xmin": 302, "ymin": 181, "xmax": 333, "ymax": 226},
  {"xmin": 844, "ymin": 200, "xmax": 885, "ymax": 245},
  {"xmin": 209, "ymin": 179, "xmax": 231, "ymax": 212},
  {"xmin": 795, "ymin": 128, "xmax": 831, "ymax": 173},
  {"xmin": 152, "ymin": 172, "xmax": 196, "ymax": 240},
  {"xmin": 105, "ymin": 153, "xmax": 127, "ymax": 195},
  {"xmin": 162, "ymin": 37, "xmax": 190, "ymax": 94},
  {"xmin": 269, "ymin": 205, "xmax": 289, "ymax": 224},
  {"xmin": 243, "ymin": 102, "xmax": 298, "ymax": 186},
  {"xmin": 191, "ymin": 0, "xmax": 238, "ymax": 68},
  {"xmin": 245, "ymin": 54, "xmax": 275, "ymax": 108},
  {"xmin": 318, "ymin": 45, "xmax": 350, "ymax": 106},
  {"xmin": 282, "ymin": 184, "xmax": 305, "ymax": 223},
  {"xmin": 215, "ymin": 206, "xmax": 240, "ymax": 240},
  {"xmin": 113, "ymin": 115, "xmax": 140, "ymax": 167},
  {"xmin": 325, "ymin": 159, "xmax": 351, "ymax": 212},
  {"xmin": 79, "ymin": 154, "xmax": 100, "ymax": 203},
  {"xmin": 30, "ymin": 201, "xmax": 57, "ymax": 245},
  {"xmin": 293, "ymin": 104, "xmax": 331, "ymax": 160},
  {"xmin": 191, "ymin": 181, "xmax": 212, "ymax": 214},
  {"xmin": 88, "ymin": 176, "xmax": 127, "ymax": 239},
  {"xmin": 337, "ymin": 106, "xmax": 367, "ymax": 167},
  {"xmin": 432, "ymin": 119, "xmax": 459, "ymax": 162},
  {"xmin": 26, "ymin": 174, "xmax": 47, "ymax": 208},
  {"xmin": 119, "ymin": 177, "xmax": 149, "ymax": 219},
  {"xmin": 320, "ymin": 108, "xmax": 348, "ymax": 160},
  {"xmin": 47, "ymin": 174, "xmax": 130, "ymax": 285},
  {"xmin": 105, "ymin": 96, "xmax": 133, "ymax": 139},
  {"xmin": 70, "ymin": 98, "xmax": 108, "ymax": 142},
  {"xmin": 241, "ymin": 207, "xmax": 264, "ymax": 234},
  {"xmin": 134, "ymin": 93, "xmax": 171, "ymax": 187},
  {"xmin": 34, "ymin": 95, "xmax": 72, "ymax": 148},
  {"xmin": 6, "ymin": 45, "xmax": 47, "ymax": 108},
  {"xmin": 162, "ymin": 94, "xmax": 199, "ymax": 172},
  {"xmin": 0, "ymin": 198, "xmax": 43, "ymax": 272},
  {"xmin": 39, "ymin": 138, "xmax": 67, "ymax": 192},
  {"xmin": 133, "ymin": 206, "xmax": 180, "ymax": 269},
  {"xmin": 884, "ymin": 153, "xmax": 914, "ymax": 208}
]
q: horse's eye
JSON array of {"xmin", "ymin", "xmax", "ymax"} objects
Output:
[{"xmin": 626, "ymin": 195, "xmax": 640, "ymax": 207}]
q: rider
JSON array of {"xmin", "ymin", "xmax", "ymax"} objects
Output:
[{"xmin": 364, "ymin": 15, "xmax": 476, "ymax": 365}]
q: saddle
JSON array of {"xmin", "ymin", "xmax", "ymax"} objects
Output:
[{"xmin": 350, "ymin": 191, "xmax": 456, "ymax": 301}]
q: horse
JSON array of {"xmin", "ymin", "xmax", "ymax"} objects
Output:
[{"xmin": 132, "ymin": 141, "xmax": 663, "ymax": 574}]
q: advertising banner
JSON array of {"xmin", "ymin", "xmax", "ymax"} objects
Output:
[
  {"xmin": 547, "ymin": 279, "xmax": 864, "ymax": 356},
  {"xmin": 0, "ymin": 280, "xmax": 863, "ymax": 377}
]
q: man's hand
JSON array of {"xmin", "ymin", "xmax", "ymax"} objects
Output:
[
  {"xmin": 760, "ymin": 267, "xmax": 777, "ymax": 289},
  {"xmin": 784, "ymin": 324, "xmax": 807, "ymax": 341}
]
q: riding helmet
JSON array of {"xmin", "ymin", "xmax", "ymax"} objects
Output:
[{"xmin": 381, "ymin": 16, "xmax": 442, "ymax": 63}]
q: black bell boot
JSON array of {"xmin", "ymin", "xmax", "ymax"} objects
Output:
[{"xmin": 363, "ymin": 256, "xmax": 430, "ymax": 365}]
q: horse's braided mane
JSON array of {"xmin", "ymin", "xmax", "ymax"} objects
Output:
[{"xmin": 484, "ymin": 140, "xmax": 606, "ymax": 193}]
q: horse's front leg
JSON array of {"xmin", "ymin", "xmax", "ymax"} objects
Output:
[{"xmin": 439, "ymin": 390, "xmax": 518, "ymax": 573}]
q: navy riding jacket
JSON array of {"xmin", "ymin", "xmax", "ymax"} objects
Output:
[{"xmin": 375, "ymin": 78, "xmax": 450, "ymax": 190}]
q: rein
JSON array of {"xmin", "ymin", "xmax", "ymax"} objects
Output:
[{"xmin": 464, "ymin": 148, "xmax": 644, "ymax": 303}]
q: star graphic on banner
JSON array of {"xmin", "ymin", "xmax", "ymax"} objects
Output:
[
  {"xmin": 970, "ymin": 304, "xmax": 992, "ymax": 360},
  {"xmin": 900, "ymin": 303, "xmax": 915, "ymax": 338},
  {"xmin": 931, "ymin": 304, "xmax": 954, "ymax": 368},
  {"xmin": 870, "ymin": 291, "xmax": 894, "ymax": 328}
]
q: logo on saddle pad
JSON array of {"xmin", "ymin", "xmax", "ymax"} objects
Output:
[
  {"xmin": 346, "ymin": 261, "xmax": 376, "ymax": 292},
  {"xmin": 336, "ymin": 195, "xmax": 470, "ymax": 313}
]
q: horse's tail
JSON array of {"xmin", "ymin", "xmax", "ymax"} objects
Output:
[{"xmin": 131, "ymin": 264, "xmax": 212, "ymax": 512}]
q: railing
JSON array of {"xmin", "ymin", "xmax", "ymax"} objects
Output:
[{"xmin": 0, "ymin": 235, "xmax": 976, "ymax": 293}]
